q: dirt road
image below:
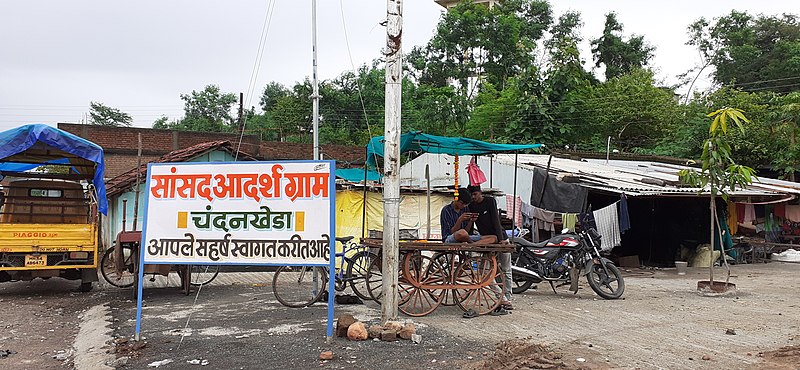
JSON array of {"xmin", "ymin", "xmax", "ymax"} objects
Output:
[
  {"xmin": 413, "ymin": 262, "xmax": 800, "ymax": 369},
  {"xmin": 1, "ymin": 262, "xmax": 799, "ymax": 369}
]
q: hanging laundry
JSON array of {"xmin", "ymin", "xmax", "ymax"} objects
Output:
[
  {"xmin": 755, "ymin": 205, "xmax": 766, "ymax": 219},
  {"xmin": 466, "ymin": 157, "xmax": 487, "ymax": 186},
  {"xmin": 736, "ymin": 203, "xmax": 745, "ymax": 223},
  {"xmin": 532, "ymin": 206, "xmax": 555, "ymax": 232},
  {"xmin": 520, "ymin": 202, "xmax": 534, "ymax": 219},
  {"xmin": 743, "ymin": 204, "xmax": 756, "ymax": 223},
  {"xmin": 774, "ymin": 202, "xmax": 786, "ymax": 219},
  {"xmin": 593, "ymin": 202, "xmax": 621, "ymax": 252},
  {"xmin": 562, "ymin": 213, "xmax": 577, "ymax": 232},
  {"xmin": 618, "ymin": 195, "xmax": 631, "ymax": 234},
  {"xmin": 786, "ymin": 205, "xmax": 800, "ymax": 223},
  {"xmin": 727, "ymin": 201, "xmax": 738, "ymax": 235},
  {"xmin": 505, "ymin": 194, "xmax": 523, "ymax": 227}
]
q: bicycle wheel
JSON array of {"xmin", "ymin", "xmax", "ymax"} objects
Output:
[
  {"xmin": 365, "ymin": 256, "xmax": 384, "ymax": 302},
  {"xmin": 346, "ymin": 251, "xmax": 377, "ymax": 301},
  {"xmin": 189, "ymin": 265, "xmax": 220, "ymax": 286},
  {"xmin": 272, "ymin": 266, "xmax": 327, "ymax": 308},
  {"xmin": 100, "ymin": 245, "xmax": 136, "ymax": 288}
]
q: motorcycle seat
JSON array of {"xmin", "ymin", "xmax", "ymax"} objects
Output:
[{"xmin": 511, "ymin": 237, "xmax": 548, "ymax": 248}]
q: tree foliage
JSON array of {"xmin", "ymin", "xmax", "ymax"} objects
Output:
[
  {"xmin": 591, "ymin": 13, "xmax": 655, "ymax": 80},
  {"xmin": 89, "ymin": 102, "xmax": 132, "ymax": 127},
  {"xmin": 688, "ymin": 11, "xmax": 800, "ymax": 93},
  {"xmin": 143, "ymin": 5, "xmax": 800, "ymax": 181},
  {"xmin": 156, "ymin": 85, "xmax": 238, "ymax": 132}
]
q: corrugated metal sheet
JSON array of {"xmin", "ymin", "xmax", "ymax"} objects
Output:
[{"xmin": 399, "ymin": 153, "xmax": 800, "ymax": 199}]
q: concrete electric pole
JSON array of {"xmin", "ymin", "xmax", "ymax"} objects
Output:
[{"xmin": 381, "ymin": 0, "xmax": 403, "ymax": 324}]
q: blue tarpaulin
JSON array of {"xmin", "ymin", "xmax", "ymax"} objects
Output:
[
  {"xmin": 366, "ymin": 131, "xmax": 542, "ymax": 168},
  {"xmin": 0, "ymin": 124, "xmax": 108, "ymax": 214}
]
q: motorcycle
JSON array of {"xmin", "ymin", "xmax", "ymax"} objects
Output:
[{"xmin": 510, "ymin": 226, "xmax": 625, "ymax": 299}]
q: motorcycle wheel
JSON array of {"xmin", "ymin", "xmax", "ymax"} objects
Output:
[
  {"xmin": 510, "ymin": 251, "xmax": 536, "ymax": 294},
  {"xmin": 586, "ymin": 261, "xmax": 625, "ymax": 299}
]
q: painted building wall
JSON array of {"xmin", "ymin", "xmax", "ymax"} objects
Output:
[{"xmin": 103, "ymin": 150, "xmax": 237, "ymax": 248}]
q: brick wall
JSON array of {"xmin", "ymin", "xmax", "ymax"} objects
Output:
[{"xmin": 260, "ymin": 142, "xmax": 365, "ymax": 167}]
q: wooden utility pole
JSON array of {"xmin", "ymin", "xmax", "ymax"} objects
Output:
[
  {"xmin": 381, "ymin": 0, "xmax": 403, "ymax": 324},
  {"xmin": 237, "ymin": 92, "xmax": 244, "ymax": 134}
]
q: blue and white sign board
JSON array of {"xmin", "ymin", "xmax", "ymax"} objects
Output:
[{"xmin": 134, "ymin": 160, "xmax": 336, "ymax": 338}]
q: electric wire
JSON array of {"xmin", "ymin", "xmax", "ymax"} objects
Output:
[{"xmin": 236, "ymin": 0, "xmax": 277, "ymax": 160}]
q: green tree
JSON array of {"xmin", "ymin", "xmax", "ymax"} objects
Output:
[
  {"xmin": 768, "ymin": 92, "xmax": 800, "ymax": 179},
  {"xmin": 679, "ymin": 108, "xmax": 756, "ymax": 288},
  {"xmin": 89, "ymin": 102, "xmax": 132, "ymax": 127},
  {"xmin": 408, "ymin": 0, "xmax": 552, "ymax": 94},
  {"xmin": 568, "ymin": 69, "xmax": 680, "ymax": 152},
  {"xmin": 180, "ymin": 85, "xmax": 238, "ymax": 132},
  {"xmin": 259, "ymin": 82, "xmax": 289, "ymax": 112},
  {"xmin": 688, "ymin": 11, "xmax": 800, "ymax": 93},
  {"xmin": 591, "ymin": 13, "xmax": 655, "ymax": 80}
]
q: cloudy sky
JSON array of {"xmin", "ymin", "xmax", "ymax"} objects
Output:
[{"xmin": 0, "ymin": 1, "xmax": 794, "ymax": 131}]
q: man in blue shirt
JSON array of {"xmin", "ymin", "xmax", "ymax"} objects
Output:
[{"xmin": 440, "ymin": 188, "xmax": 481, "ymax": 243}]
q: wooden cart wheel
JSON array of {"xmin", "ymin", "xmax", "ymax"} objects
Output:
[
  {"xmin": 398, "ymin": 253, "xmax": 442, "ymax": 317},
  {"xmin": 427, "ymin": 251, "xmax": 466, "ymax": 306},
  {"xmin": 454, "ymin": 254, "xmax": 505, "ymax": 315}
]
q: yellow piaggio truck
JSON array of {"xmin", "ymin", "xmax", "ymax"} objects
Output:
[{"xmin": 0, "ymin": 124, "xmax": 107, "ymax": 292}]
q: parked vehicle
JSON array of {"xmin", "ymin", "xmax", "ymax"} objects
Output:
[
  {"xmin": 510, "ymin": 226, "xmax": 625, "ymax": 299},
  {"xmin": 0, "ymin": 124, "xmax": 108, "ymax": 292}
]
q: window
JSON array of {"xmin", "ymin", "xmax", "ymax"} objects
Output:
[{"xmin": 29, "ymin": 189, "xmax": 63, "ymax": 198}]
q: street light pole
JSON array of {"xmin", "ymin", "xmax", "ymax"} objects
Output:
[
  {"xmin": 311, "ymin": 0, "xmax": 320, "ymax": 160},
  {"xmin": 381, "ymin": 0, "xmax": 403, "ymax": 323}
]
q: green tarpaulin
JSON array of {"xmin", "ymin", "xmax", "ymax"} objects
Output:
[
  {"xmin": 366, "ymin": 131, "xmax": 542, "ymax": 168},
  {"xmin": 336, "ymin": 168, "xmax": 381, "ymax": 182}
]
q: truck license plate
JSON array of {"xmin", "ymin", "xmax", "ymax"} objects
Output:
[{"xmin": 25, "ymin": 254, "xmax": 47, "ymax": 267}]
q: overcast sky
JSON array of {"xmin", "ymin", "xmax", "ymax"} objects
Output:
[{"xmin": 0, "ymin": 1, "xmax": 794, "ymax": 131}]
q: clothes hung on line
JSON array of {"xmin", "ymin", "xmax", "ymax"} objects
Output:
[
  {"xmin": 505, "ymin": 194, "xmax": 523, "ymax": 227},
  {"xmin": 618, "ymin": 195, "xmax": 631, "ymax": 234},
  {"xmin": 786, "ymin": 205, "xmax": 800, "ymax": 223},
  {"xmin": 743, "ymin": 204, "xmax": 756, "ymax": 223},
  {"xmin": 532, "ymin": 206, "xmax": 556, "ymax": 232},
  {"xmin": 727, "ymin": 201, "xmax": 738, "ymax": 236},
  {"xmin": 593, "ymin": 202, "xmax": 621, "ymax": 252},
  {"xmin": 562, "ymin": 213, "xmax": 577, "ymax": 232}
]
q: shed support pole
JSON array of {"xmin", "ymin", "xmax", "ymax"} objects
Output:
[{"xmin": 512, "ymin": 151, "xmax": 518, "ymax": 233}]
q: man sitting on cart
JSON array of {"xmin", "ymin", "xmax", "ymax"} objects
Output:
[
  {"xmin": 468, "ymin": 184, "xmax": 513, "ymax": 312},
  {"xmin": 440, "ymin": 188, "xmax": 497, "ymax": 244}
]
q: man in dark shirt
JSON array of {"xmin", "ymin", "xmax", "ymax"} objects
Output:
[{"xmin": 468, "ymin": 185, "xmax": 513, "ymax": 313}]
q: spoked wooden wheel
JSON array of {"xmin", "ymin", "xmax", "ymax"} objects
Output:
[
  {"xmin": 427, "ymin": 252, "xmax": 465, "ymax": 306},
  {"xmin": 398, "ymin": 253, "xmax": 442, "ymax": 317},
  {"xmin": 454, "ymin": 255, "xmax": 505, "ymax": 315}
]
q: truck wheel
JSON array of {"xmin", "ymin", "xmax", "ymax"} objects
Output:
[{"xmin": 78, "ymin": 282, "xmax": 93, "ymax": 292}]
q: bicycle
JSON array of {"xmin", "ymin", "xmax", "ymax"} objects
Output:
[
  {"xmin": 99, "ymin": 243, "xmax": 219, "ymax": 288},
  {"xmin": 271, "ymin": 236, "xmax": 377, "ymax": 308}
]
